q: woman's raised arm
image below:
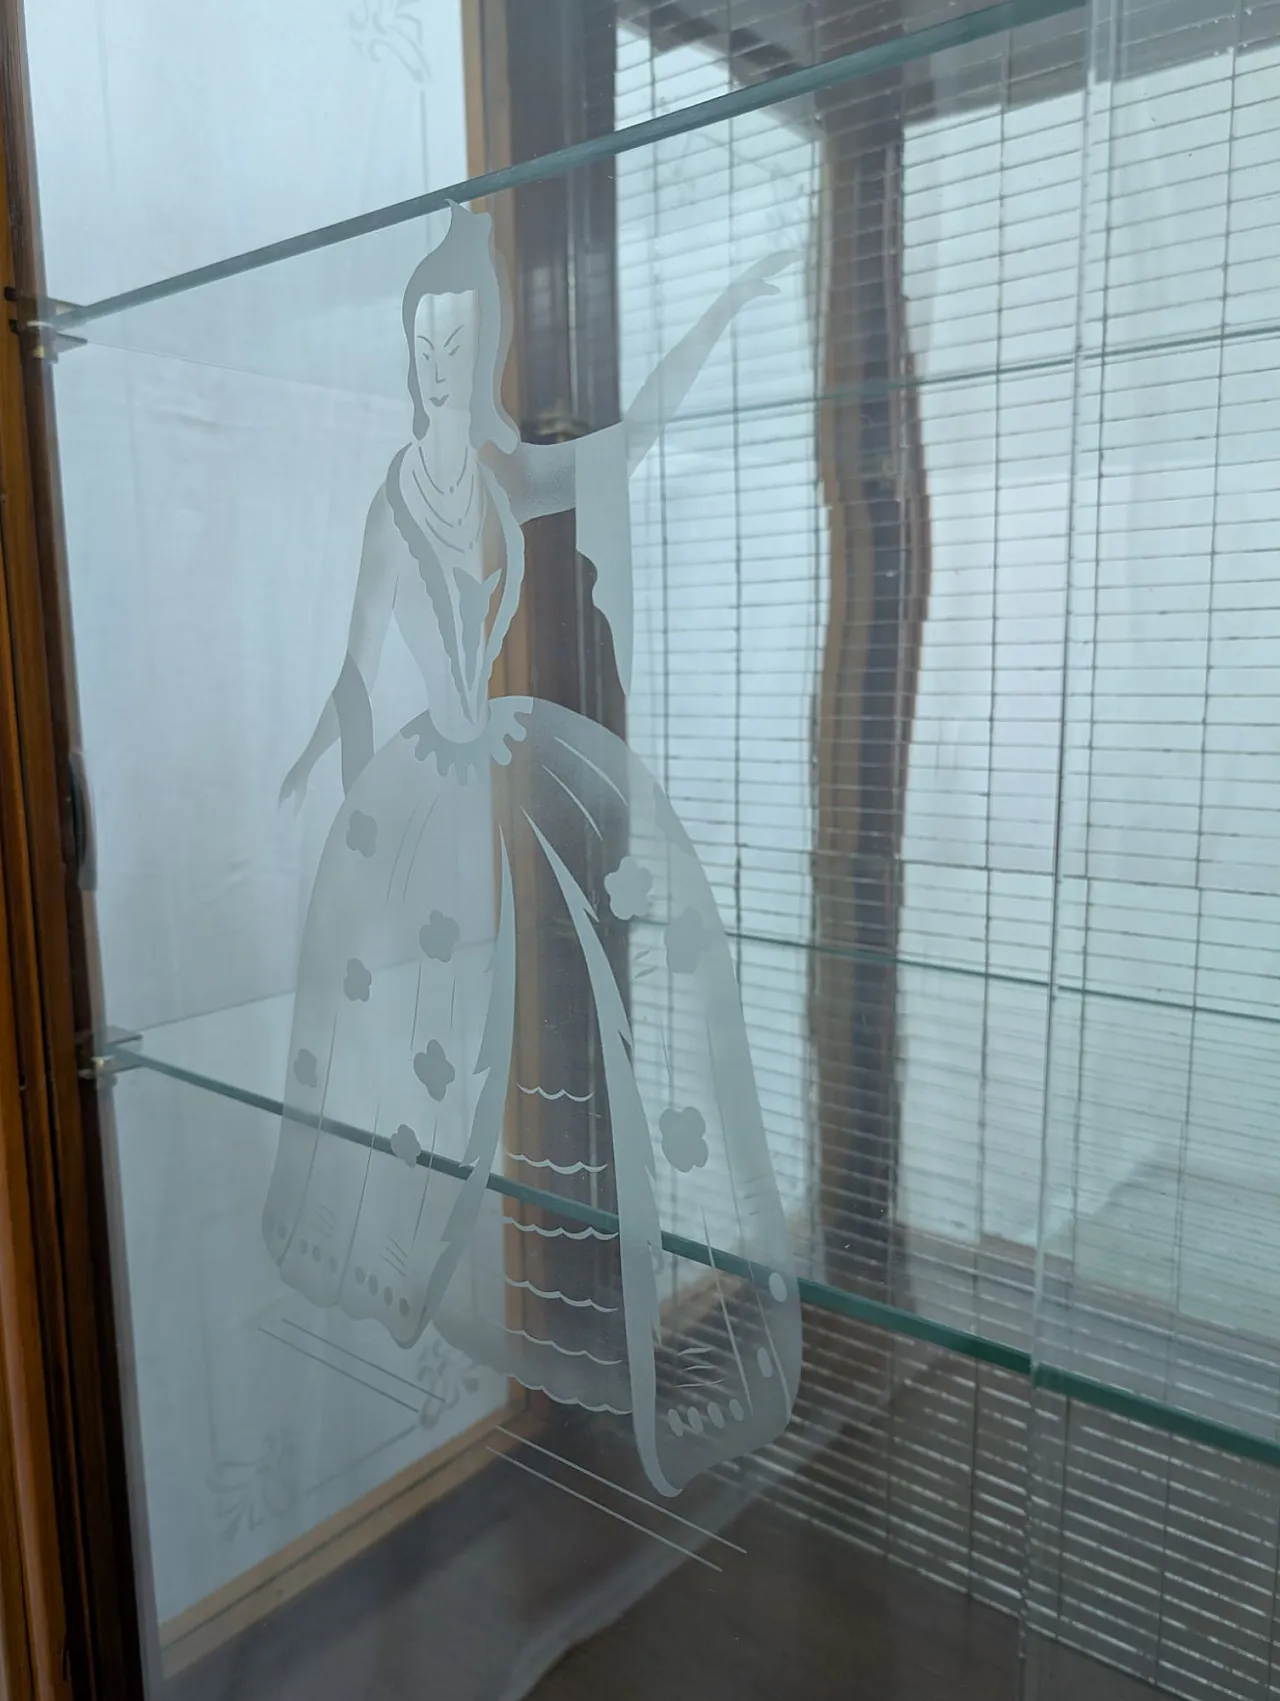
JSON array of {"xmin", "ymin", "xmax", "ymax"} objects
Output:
[
  {"xmin": 622, "ymin": 252, "xmax": 793, "ymax": 473},
  {"xmin": 497, "ymin": 252, "xmax": 795, "ymax": 523}
]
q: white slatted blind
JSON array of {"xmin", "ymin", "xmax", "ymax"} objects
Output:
[
  {"xmin": 615, "ymin": 7, "xmax": 1280, "ymax": 1700},
  {"xmin": 1047, "ymin": 28, "xmax": 1280, "ymax": 1387},
  {"xmin": 899, "ymin": 82, "xmax": 1082, "ymax": 1251},
  {"xmin": 617, "ymin": 26, "xmax": 825, "ymax": 1261}
]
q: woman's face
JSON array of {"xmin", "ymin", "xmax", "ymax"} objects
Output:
[{"xmin": 413, "ymin": 290, "xmax": 478, "ymax": 425}]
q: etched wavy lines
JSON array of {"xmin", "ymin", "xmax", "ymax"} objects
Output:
[
  {"xmin": 385, "ymin": 804, "xmax": 420, "ymax": 906},
  {"xmin": 523, "ymin": 811, "xmax": 670, "ymax": 1494},
  {"xmin": 516, "ymin": 1083, "xmax": 591, "ymax": 1104},
  {"xmin": 504, "ymin": 1277, "xmax": 617, "ymax": 1315},
  {"xmin": 389, "ymin": 796, "xmax": 438, "ymax": 906},
  {"xmin": 508, "ymin": 1152, "xmax": 607, "ymax": 1177},
  {"xmin": 703, "ymin": 1209, "xmax": 752, "ymax": 1417},
  {"xmin": 677, "ymin": 1344, "xmax": 723, "ymax": 1390},
  {"xmin": 551, "ymin": 734, "xmax": 626, "ymax": 806},
  {"xmin": 505, "ymin": 1219, "xmax": 618, "ymax": 1243},
  {"xmin": 522, "ymin": 815, "xmax": 631, "ymax": 1049},
  {"xmin": 503, "ymin": 1326, "xmax": 622, "ymax": 1368},
  {"xmin": 632, "ymin": 946, "xmax": 659, "ymax": 982},
  {"xmin": 679, "ymin": 1367, "xmax": 726, "ymax": 1392},
  {"xmin": 539, "ymin": 763, "xmax": 603, "ymax": 842},
  {"xmin": 504, "ymin": 1384, "xmax": 628, "ymax": 1417}
]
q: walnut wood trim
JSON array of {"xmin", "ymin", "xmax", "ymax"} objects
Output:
[
  {"xmin": 0, "ymin": 3, "xmax": 148, "ymax": 1695},
  {"xmin": 811, "ymin": 4, "xmax": 933, "ymax": 1303},
  {"xmin": 0, "ymin": 742, "xmax": 69, "ymax": 1701}
]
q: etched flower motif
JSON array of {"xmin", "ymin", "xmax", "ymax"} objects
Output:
[
  {"xmin": 208, "ymin": 1429, "xmax": 297, "ymax": 1542},
  {"xmin": 414, "ymin": 1040, "xmax": 455, "ymax": 1102},
  {"xmin": 660, "ymin": 1105, "xmax": 709, "ymax": 1172},
  {"xmin": 416, "ymin": 1333, "xmax": 482, "ymax": 1432},
  {"xmin": 390, "ymin": 1122, "xmax": 422, "ymax": 1168},
  {"xmin": 344, "ymin": 958, "xmax": 372, "ymax": 1002},
  {"xmin": 349, "ymin": 0, "xmax": 431, "ymax": 85},
  {"xmin": 346, "ymin": 810, "xmax": 378, "ymax": 857},
  {"xmin": 293, "ymin": 1049, "xmax": 318, "ymax": 1089},
  {"xmin": 604, "ymin": 855, "xmax": 654, "ymax": 921},
  {"xmin": 664, "ymin": 906, "xmax": 710, "ymax": 974},
  {"xmin": 419, "ymin": 910, "xmax": 460, "ymax": 962}
]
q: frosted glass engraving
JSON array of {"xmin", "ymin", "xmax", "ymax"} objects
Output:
[{"xmin": 262, "ymin": 205, "xmax": 800, "ymax": 1496}]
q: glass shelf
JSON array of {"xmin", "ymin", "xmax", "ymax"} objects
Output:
[
  {"xmin": 101, "ymin": 1026, "xmax": 1280, "ymax": 1475},
  {"xmin": 41, "ymin": 0, "xmax": 1085, "ymax": 343},
  {"xmin": 18, "ymin": 0, "xmax": 1100, "ymax": 411}
]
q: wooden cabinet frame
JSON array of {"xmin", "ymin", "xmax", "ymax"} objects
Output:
[{"xmin": 0, "ymin": 1, "xmax": 147, "ymax": 1695}]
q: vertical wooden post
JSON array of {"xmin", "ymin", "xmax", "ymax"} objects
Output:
[
  {"xmin": 812, "ymin": 2, "xmax": 932, "ymax": 1301},
  {"xmin": 469, "ymin": 0, "xmax": 625, "ymax": 1403}
]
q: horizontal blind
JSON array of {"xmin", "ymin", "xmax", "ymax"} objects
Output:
[
  {"xmin": 616, "ymin": 6, "xmax": 1280, "ymax": 1701},
  {"xmin": 617, "ymin": 23, "xmax": 825, "ymax": 1280},
  {"xmin": 1046, "ymin": 7, "xmax": 1280, "ymax": 1415},
  {"xmin": 1033, "ymin": 7, "xmax": 1280, "ymax": 1696}
]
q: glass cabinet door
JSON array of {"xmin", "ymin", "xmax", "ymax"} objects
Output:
[{"xmin": 16, "ymin": 1, "xmax": 1280, "ymax": 1699}]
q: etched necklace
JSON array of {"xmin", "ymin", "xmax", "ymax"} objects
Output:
[
  {"xmin": 411, "ymin": 450, "xmax": 481, "ymax": 555},
  {"xmin": 419, "ymin": 450, "xmax": 470, "ymax": 498}
]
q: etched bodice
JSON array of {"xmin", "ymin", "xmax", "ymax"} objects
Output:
[{"xmin": 385, "ymin": 441, "xmax": 525, "ymax": 741}]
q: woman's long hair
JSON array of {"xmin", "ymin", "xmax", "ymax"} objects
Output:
[{"xmin": 401, "ymin": 203, "xmax": 518, "ymax": 455}]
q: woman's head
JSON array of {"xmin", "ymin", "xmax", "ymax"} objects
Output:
[
  {"xmin": 401, "ymin": 204, "xmax": 517, "ymax": 453},
  {"xmin": 412, "ymin": 289, "xmax": 479, "ymax": 424}
]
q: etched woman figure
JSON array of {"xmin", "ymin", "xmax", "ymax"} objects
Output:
[{"xmin": 263, "ymin": 205, "xmax": 800, "ymax": 1497}]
